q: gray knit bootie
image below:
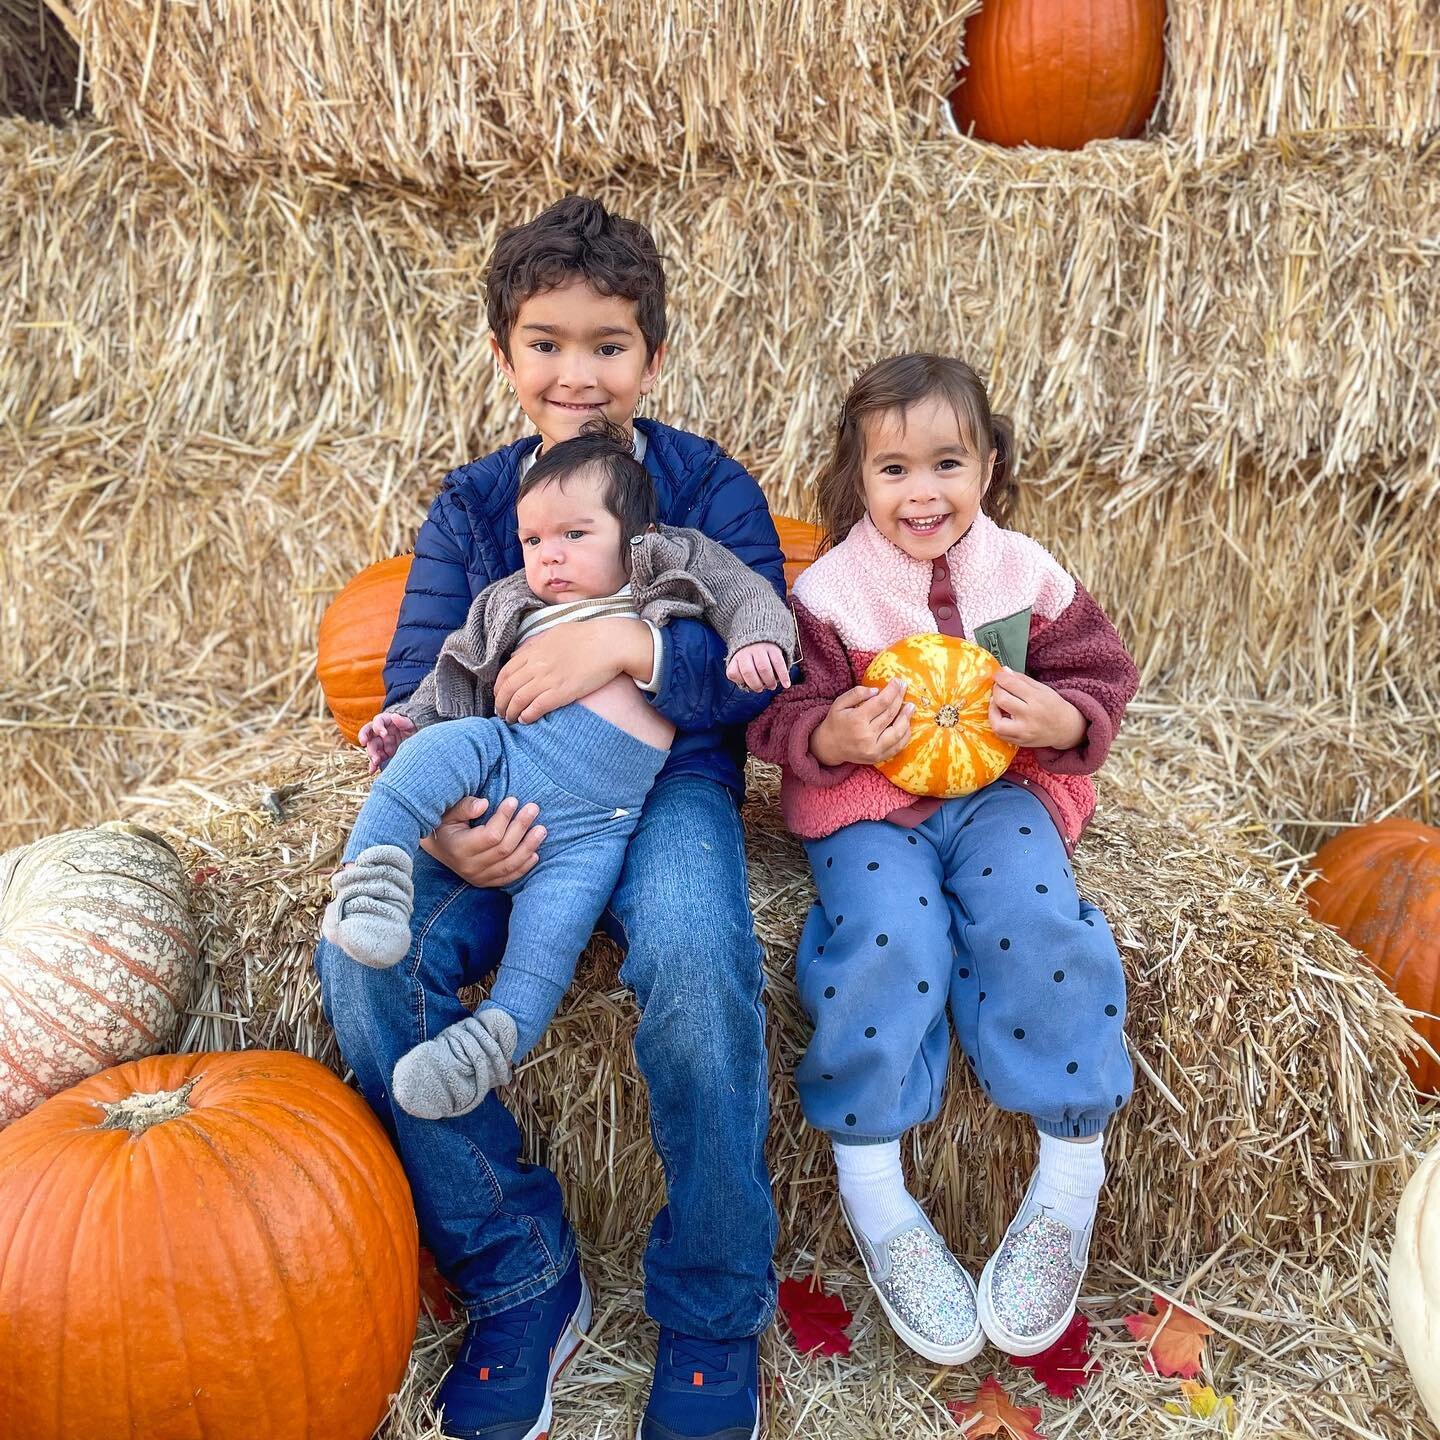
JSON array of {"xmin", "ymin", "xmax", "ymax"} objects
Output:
[
  {"xmin": 321, "ymin": 844, "xmax": 415, "ymax": 968},
  {"xmin": 393, "ymin": 1008, "xmax": 520, "ymax": 1120}
]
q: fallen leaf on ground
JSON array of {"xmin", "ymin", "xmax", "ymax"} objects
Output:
[
  {"xmin": 1165, "ymin": 1381, "xmax": 1235, "ymax": 1430},
  {"xmin": 1123, "ymin": 1294, "xmax": 1212, "ymax": 1378},
  {"xmin": 778, "ymin": 1276, "xmax": 853, "ymax": 1356},
  {"xmin": 948, "ymin": 1374, "xmax": 1047, "ymax": 1438},
  {"xmin": 418, "ymin": 1246, "xmax": 461, "ymax": 1324},
  {"xmin": 1008, "ymin": 1313, "xmax": 1095, "ymax": 1398}
]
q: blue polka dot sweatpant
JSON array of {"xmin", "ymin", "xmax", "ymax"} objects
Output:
[{"xmin": 794, "ymin": 779, "xmax": 1132, "ymax": 1143}]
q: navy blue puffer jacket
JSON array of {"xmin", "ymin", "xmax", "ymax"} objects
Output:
[{"xmin": 383, "ymin": 418, "xmax": 786, "ymax": 795}]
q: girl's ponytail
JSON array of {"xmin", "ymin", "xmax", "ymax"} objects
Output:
[{"xmin": 983, "ymin": 413, "xmax": 1019, "ymax": 529}]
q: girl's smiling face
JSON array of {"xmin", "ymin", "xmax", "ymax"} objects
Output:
[{"xmin": 859, "ymin": 395, "xmax": 995, "ymax": 561}]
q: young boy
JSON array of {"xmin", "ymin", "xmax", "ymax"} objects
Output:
[{"xmin": 313, "ymin": 196, "xmax": 783, "ymax": 1440}]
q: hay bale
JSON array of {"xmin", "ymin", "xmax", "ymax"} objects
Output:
[
  {"xmin": 1, "ymin": 0, "xmax": 79, "ymax": 122},
  {"xmin": 128, "ymin": 723, "xmax": 1417, "ymax": 1276},
  {"xmin": 6, "ymin": 437, "xmax": 1437, "ymax": 850},
  {"xmin": 6, "ymin": 121, "xmax": 1437, "ymax": 499},
  {"xmin": 45, "ymin": 0, "xmax": 1440, "ymax": 181},
  {"xmin": 49, "ymin": 0, "xmax": 977, "ymax": 182},
  {"xmin": 1166, "ymin": 0, "xmax": 1440, "ymax": 159}
]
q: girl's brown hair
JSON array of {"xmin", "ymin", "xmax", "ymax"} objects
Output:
[{"xmin": 814, "ymin": 353, "xmax": 1017, "ymax": 549}]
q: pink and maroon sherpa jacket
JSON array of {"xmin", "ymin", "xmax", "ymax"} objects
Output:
[{"xmin": 747, "ymin": 513, "xmax": 1140, "ymax": 851}]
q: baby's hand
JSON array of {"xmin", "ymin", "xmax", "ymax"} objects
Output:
[
  {"xmin": 358, "ymin": 712, "xmax": 416, "ymax": 773},
  {"xmin": 726, "ymin": 642, "xmax": 792, "ymax": 693}
]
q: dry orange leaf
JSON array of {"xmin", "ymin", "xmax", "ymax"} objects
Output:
[
  {"xmin": 1123, "ymin": 1294, "xmax": 1213, "ymax": 1378},
  {"xmin": 947, "ymin": 1375, "xmax": 1047, "ymax": 1439}
]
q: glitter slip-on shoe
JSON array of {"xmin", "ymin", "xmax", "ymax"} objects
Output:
[
  {"xmin": 841, "ymin": 1198, "xmax": 985, "ymax": 1365},
  {"xmin": 977, "ymin": 1174, "xmax": 1092, "ymax": 1357}
]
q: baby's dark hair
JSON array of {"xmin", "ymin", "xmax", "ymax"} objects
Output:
[
  {"xmin": 518, "ymin": 420, "xmax": 658, "ymax": 560},
  {"xmin": 815, "ymin": 353, "xmax": 1018, "ymax": 549},
  {"xmin": 486, "ymin": 195, "xmax": 668, "ymax": 361}
]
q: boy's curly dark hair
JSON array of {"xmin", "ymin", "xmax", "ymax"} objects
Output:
[
  {"xmin": 518, "ymin": 418, "xmax": 658, "ymax": 563},
  {"xmin": 486, "ymin": 196, "xmax": 668, "ymax": 361}
]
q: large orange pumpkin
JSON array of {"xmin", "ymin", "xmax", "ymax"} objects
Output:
[
  {"xmin": 949, "ymin": 0, "xmax": 1166, "ymax": 151},
  {"xmin": 317, "ymin": 514, "xmax": 821, "ymax": 746},
  {"xmin": 0, "ymin": 1051, "xmax": 419, "ymax": 1440},
  {"xmin": 0, "ymin": 822, "xmax": 198, "ymax": 1127},
  {"xmin": 862, "ymin": 634, "xmax": 1016, "ymax": 797},
  {"xmin": 1307, "ymin": 818, "xmax": 1440, "ymax": 1094},
  {"xmin": 316, "ymin": 553, "xmax": 413, "ymax": 743},
  {"xmin": 774, "ymin": 514, "xmax": 823, "ymax": 592}
]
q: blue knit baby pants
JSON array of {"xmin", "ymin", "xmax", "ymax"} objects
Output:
[
  {"xmin": 344, "ymin": 702, "xmax": 669, "ymax": 1057},
  {"xmin": 795, "ymin": 779, "xmax": 1132, "ymax": 1143}
]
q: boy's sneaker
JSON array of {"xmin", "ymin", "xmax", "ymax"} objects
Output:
[
  {"xmin": 841, "ymin": 1197, "xmax": 985, "ymax": 1365},
  {"xmin": 434, "ymin": 1257, "xmax": 591, "ymax": 1440},
  {"xmin": 977, "ymin": 1173, "xmax": 1092, "ymax": 1357},
  {"xmin": 637, "ymin": 1329, "xmax": 760, "ymax": 1440}
]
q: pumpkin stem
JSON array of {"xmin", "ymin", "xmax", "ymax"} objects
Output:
[{"xmin": 98, "ymin": 1077, "xmax": 199, "ymax": 1134}]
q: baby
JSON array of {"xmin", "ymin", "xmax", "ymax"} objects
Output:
[{"xmin": 323, "ymin": 422, "xmax": 796, "ymax": 1119}]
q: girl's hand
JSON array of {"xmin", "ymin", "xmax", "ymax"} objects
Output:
[
  {"xmin": 810, "ymin": 680, "xmax": 914, "ymax": 766},
  {"xmin": 358, "ymin": 712, "xmax": 416, "ymax": 773},
  {"xmin": 419, "ymin": 795, "xmax": 547, "ymax": 887},
  {"xmin": 494, "ymin": 618, "xmax": 654, "ymax": 723},
  {"xmin": 988, "ymin": 669, "xmax": 1088, "ymax": 749},
  {"xmin": 726, "ymin": 642, "xmax": 792, "ymax": 693}
]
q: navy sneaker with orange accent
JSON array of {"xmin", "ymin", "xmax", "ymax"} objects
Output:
[
  {"xmin": 637, "ymin": 1329, "xmax": 761, "ymax": 1440},
  {"xmin": 434, "ymin": 1258, "xmax": 592, "ymax": 1440}
]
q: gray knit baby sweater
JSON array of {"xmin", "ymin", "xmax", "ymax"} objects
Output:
[{"xmin": 392, "ymin": 524, "xmax": 798, "ymax": 728}]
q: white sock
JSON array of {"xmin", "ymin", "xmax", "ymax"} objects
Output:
[
  {"xmin": 834, "ymin": 1139, "xmax": 922, "ymax": 1242},
  {"xmin": 1033, "ymin": 1130, "xmax": 1106, "ymax": 1232}
]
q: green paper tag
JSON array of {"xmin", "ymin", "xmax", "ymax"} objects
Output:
[{"xmin": 975, "ymin": 607, "xmax": 1031, "ymax": 673}]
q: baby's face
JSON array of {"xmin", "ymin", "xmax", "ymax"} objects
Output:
[{"xmin": 517, "ymin": 470, "xmax": 628, "ymax": 603}]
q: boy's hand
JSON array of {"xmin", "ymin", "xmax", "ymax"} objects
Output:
[
  {"xmin": 358, "ymin": 712, "xmax": 416, "ymax": 773},
  {"xmin": 810, "ymin": 680, "xmax": 914, "ymax": 767},
  {"xmin": 726, "ymin": 642, "xmax": 792, "ymax": 693},
  {"xmin": 419, "ymin": 796, "xmax": 547, "ymax": 887},
  {"xmin": 988, "ymin": 669, "xmax": 1088, "ymax": 749},
  {"xmin": 494, "ymin": 618, "xmax": 654, "ymax": 723}
]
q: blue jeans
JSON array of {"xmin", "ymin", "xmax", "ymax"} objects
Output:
[{"xmin": 315, "ymin": 772, "xmax": 778, "ymax": 1334}]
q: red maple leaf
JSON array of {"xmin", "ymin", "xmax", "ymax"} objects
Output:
[
  {"xmin": 778, "ymin": 1276, "xmax": 853, "ymax": 1356},
  {"xmin": 948, "ymin": 1375, "xmax": 1047, "ymax": 1439},
  {"xmin": 1123, "ymin": 1294, "xmax": 1212, "ymax": 1378},
  {"xmin": 1008, "ymin": 1313, "xmax": 1095, "ymax": 1398},
  {"xmin": 418, "ymin": 1245, "xmax": 461, "ymax": 1323}
]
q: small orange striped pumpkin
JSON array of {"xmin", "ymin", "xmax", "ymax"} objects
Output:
[
  {"xmin": 0, "ymin": 823, "xmax": 197, "ymax": 1127},
  {"xmin": 862, "ymin": 634, "xmax": 1016, "ymax": 797},
  {"xmin": 0, "ymin": 1050, "xmax": 419, "ymax": 1439}
]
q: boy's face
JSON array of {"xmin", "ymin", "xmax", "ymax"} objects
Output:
[
  {"xmin": 493, "ymin": 279, "xmax": 664, "ymax": 451},
  {"xmin": 859, "ymin": 396, "xmax": 995, "ymax": 562},
  {"xmin": 516, "ymin": 468, "xmax": 629, "ymax": 603}
]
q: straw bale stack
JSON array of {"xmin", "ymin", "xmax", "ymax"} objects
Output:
[
  {"xmin": 43, "ymin": 0, "xmax": 1440, "ymax": 183},
  {"xmin": 134, "ymin": 723, "xmax": 1415, "ymax": 1276},
  {"xmin": 1165, "ymin": 0, "xmax": 1440, "ymax": 158},
  {"xmin": 43, "ymin": 0, "xmax": 978, "ymax": 183},
  {"xmin": 1, "ymin": 0, "xmax": 78, "ymax": 121},
  {"xmin": 7, "ymin": 121, "xmax": 1438, "ymax": 498}
]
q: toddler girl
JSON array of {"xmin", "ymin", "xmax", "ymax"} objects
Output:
[
  {"xmin": 749, "ymin": 354, "xmax": 1138, "ymax": 1363},
  {"xmin": 325, "ymin": 424, "xmax": 795, "ymax": 1121}
]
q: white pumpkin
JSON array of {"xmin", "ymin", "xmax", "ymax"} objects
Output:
[
  {"xmin": 1391, "ymin": 1144, "xmax": 1440, "ymax": 1426},
  {"xmin": 0, "ymin": 822, "xmax": 198, "ymax": 1126}
]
